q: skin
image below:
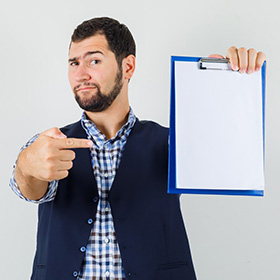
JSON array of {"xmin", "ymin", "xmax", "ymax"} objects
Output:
[
  {"xmin": 14, "ymin": 34, "xmax": 266, "ymax": 200},
  {"xmin": 210, "ymin": 46, "xmax": 266, "ymax": 73},
  {"xmin": 68, "ymin": 34, "xmax": 135, "ymax": 138}
]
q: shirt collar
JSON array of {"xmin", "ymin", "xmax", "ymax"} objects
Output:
[{"xmin": 80, "ymin": 107, "xmax": 136, "ymax": 148}]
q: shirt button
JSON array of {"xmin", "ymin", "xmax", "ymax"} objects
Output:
[
  {"xmin": 105, "ymin": 271, "xmax": 110, "ymax": 277},
  {"xmin": 104, "ymin": 173, "xmax": 109, "ymax": 178},
  {"xmin": 87, "ymin": 218, "xmax": 93, "ymax": 224},
  {"xmin": 73, "ymin": 271, "xmax": 78, "ymax": 277},
  {"xmin": 80, "ymin": 246, "xmax": 86, "ymax": 252},
  {"xmin": 93, "ymin": 196, "xmax": 98, "ymax": 203},
  {"xmin": 104, "ymin": 207, "xmax": 110, "ymax": 212},
  {"xmin": 104, "ymin": 238, "xmax": 110, "ymax": 244}
]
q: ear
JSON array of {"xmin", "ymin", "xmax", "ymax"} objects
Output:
[{"xmin": 122, "ymin": 54, "xmax": 136, "ymax": 80}]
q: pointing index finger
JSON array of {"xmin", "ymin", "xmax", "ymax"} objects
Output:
[{"xmin": 58, "ymin": 138, "xmax": 93, "ymax": 149}]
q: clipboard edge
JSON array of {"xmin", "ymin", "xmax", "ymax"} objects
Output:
[{"xmin": 167, "ymin": 56, "xmax": 266, "ymax": 197}]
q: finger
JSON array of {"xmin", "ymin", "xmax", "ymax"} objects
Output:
[
  {"xmin": 57, "ymin": 138, "xmax": 93, "ymax": 150},
  {"xmin": 42, "ymin": 127, "xmax": 67, "ymax": 139},
  {"xmin": 208, "ymin": 54, "xmax": 225, "ymax": 59},
  {"xmin": 54, "ymin": 170, "xmax": 69, "ymax": 180},
  {"xmin": 247, "ymin": 48, "xmax": 257, "ymax": 74},
  {"xmin": 255, "ymin": 51, "xmax": 266, "ymax": 72},
  {"xmin": 57, "ymin": 160, "xmax": 73, "ymax": 171},
  {"xmin": 226, "ymin": 46, "xmax": 239, "ymax": 71},
  {"xmin": 59, "ymin": 150, "xmax": 76, "ymax": 161},
  {"xmin": 237, "ymin": 47, "xmax": 247, "ymax": 73}
]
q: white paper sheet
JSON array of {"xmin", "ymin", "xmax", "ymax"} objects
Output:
[{"xmin": 175, "ymin": 61, "xmax": 264, "ymax": 190}]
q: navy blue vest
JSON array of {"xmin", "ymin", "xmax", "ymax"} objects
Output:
[{"xmin": 31, "ymin": 119, "xmax": 196, "ymax": 280}]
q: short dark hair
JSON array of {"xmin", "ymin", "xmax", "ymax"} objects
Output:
[{"xmin": 71, "ymin": 17, "xmax": 136, "ymax": 67}]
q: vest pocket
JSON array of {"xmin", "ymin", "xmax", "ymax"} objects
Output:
[
  {"xmin": 31, "ymin": 264, "xmax": 47, "ymax": 280},
  {"xmin": 159, "ymin": 261, "xmax": 188, "ymax": 270}
]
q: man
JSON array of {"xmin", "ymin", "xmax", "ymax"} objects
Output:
[{"xmin": 10, "ymin": 17, "xmax": 266, "ymax": 280}]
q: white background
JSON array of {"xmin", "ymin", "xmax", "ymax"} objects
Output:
[{"xmin": 1, "ymin": 0, "xmax": 279, "ymax": 279}]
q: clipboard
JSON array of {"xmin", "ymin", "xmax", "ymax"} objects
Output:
[{"xmin": 168, "ymin": 56, "xmax": 266, "ymax": 196}]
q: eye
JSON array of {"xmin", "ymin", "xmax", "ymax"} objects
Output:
[
  {"xmin": 69, "ymin": 61, "xmax": 79, "ymax": 66},
  {"xmin": 90, "ymin": 59, "xmax": 101, "ymax": 65}
]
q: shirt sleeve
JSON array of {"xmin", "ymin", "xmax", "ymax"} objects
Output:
[{"xmin": 9, "ymin": 133, "xmax": 58, "ymax": 204}]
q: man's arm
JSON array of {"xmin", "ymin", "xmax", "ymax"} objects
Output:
[
  {"xmin": 10, "ymin": 133, "xmax": 58, "ymax": 203},
  {"xmin": 12, "ymin": 127, "xmax": 93, "ymax": 201}
]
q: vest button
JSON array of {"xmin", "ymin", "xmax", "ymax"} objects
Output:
[
  {"xmin": 73, "ymin": 271, "xmax": 78, "ymax": 277},
  {"xmin": 93, "ymin": 196, "xmax": 98, "ymax": 203},
  {"xmin": 80, "ymin": 246, "xmax": 86, "ymax": 252},
  {"xmin": 87, "ymin": 218, "xmax": 93, "ymax": 224}
]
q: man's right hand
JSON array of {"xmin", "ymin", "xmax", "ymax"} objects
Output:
[{"xmin": 14, "ymin": 127, "xmax": 93, "ymax": 200}]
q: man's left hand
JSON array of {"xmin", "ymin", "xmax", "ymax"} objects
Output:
[{"xmin": 209, "ymin": 47, "xmax": 266, "ymax": 74}]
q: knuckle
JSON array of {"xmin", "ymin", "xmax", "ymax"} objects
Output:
[
  {"xmin": 45, "ymin": 152, "xmax": 55, "ymax": 162},
  {"xmin": 43, "ymin": 169, "xmax": 54, "ymax": 181},
  {"xmin": 44, "ymin": 138, "xmax": 54, "ymax": 149},
  {"xmin": 46, "ymin": 162, "xmax": 55, "ymax": 172},
  {"xmin": 65, "ymin": 138, "xmax": 74, "ymax": 147}
]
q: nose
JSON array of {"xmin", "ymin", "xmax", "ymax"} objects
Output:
[{"xmin": 75, "ymin": 65, "xmax": 91, "ymax": 82}]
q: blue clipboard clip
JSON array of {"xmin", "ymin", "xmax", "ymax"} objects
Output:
[{"xmin": 199, "ymin": 57, "xmax": 232, "ymax": 71}]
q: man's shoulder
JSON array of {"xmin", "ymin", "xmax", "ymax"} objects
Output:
[
  {"xmin": 136, "ymin": 119, "xmax": 168, "ymax": 133},
  {"xmin": 133, "ymin": 119, "xmax": 169, "ymax": 142},
  {"xmin": 59, "ymin": 120, "xmax": 84, "ymax": 137}
]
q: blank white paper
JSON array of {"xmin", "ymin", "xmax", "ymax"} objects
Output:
[{"xmin": 175, "ymin": 61, "xmax": 264, "ymax": 190}]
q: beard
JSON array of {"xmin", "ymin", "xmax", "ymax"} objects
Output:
[{"xmin": 74, "ymin": 68, "xmax": 123, "ymax": 112}]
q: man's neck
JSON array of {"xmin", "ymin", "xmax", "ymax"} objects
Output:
[{"xmin": 85, "ymin": 97, "xmax": 130, "ymax": 140}]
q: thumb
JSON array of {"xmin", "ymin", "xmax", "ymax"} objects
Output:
[{"xmin": 42, "ymin": 127, "xmax": 67, "ymax": 139}]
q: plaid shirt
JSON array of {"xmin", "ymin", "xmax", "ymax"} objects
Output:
[{"xmin": 10, "ymin": 108, "xmax": 136, "ymax": 280}]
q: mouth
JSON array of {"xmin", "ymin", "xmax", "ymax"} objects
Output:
[{"xmin": 77, "ymin": 86, "xmax": 97, "ymax": 92}]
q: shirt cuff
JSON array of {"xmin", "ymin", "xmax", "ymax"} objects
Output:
[
  {"xmin": 9, "ymin": 173, "xmax": 58, "ymax": 204},
  {"xmin": 10, "ymin": 168, "xmax": 58, "ymax": 204},
  {"xmin": 9, "ymin": 133, "xmax": 58, "ymax": 204}
]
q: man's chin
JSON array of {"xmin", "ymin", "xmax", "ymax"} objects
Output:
[{"xmin": 75, "ymin": 99, "xmax": 109, "ymax": 113}]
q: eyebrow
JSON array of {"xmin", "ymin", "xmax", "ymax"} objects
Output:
[{"xmin": 68, "ymin": 51, "xmax": 104, "ymax": 63}]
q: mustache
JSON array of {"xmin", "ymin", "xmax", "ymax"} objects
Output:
[{"xmin": 73, "ymin": 82, "xmax": 100, "ymax": 93}]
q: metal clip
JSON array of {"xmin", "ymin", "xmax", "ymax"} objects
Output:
[{"xmin": 199, "ymin": 58, "xmax": 232, "ymax": 71}]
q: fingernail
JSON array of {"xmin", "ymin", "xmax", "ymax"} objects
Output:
[
  {"xmin": 255, "ymin": 67, "xmax": 260, "ymax": 72},
  {"xmin": 87, "ymin": 140, "xmax": 93, "ymax": 146},
  {"xmin": 239, "ymin": 69, "xmax": 245, "ymax": 74},
  {"xmin": 232, "ymin": 64, "xmax": 238, "ymax": 71},
  {"xmin": 247, "ymin": 69, "xmax": 253, "ymax": 74}
]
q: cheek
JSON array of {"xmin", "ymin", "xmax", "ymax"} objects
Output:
[{"xmin": 68, "ymin": 71, "xmax": 76, "ymax": 88}]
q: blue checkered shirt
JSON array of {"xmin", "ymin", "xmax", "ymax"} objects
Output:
[{"xmin": 10, "ymin": 108, "xmax": 136, "ymax": 280}]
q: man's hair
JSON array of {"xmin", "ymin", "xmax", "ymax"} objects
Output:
[{"xmin": 71, "ymin": 17, "xmax": 136, "ymax": 67}]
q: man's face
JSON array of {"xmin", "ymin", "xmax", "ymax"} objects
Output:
[{"xmin": 68, "ymin": 34, "xmax": 123, "ymax": 112}]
